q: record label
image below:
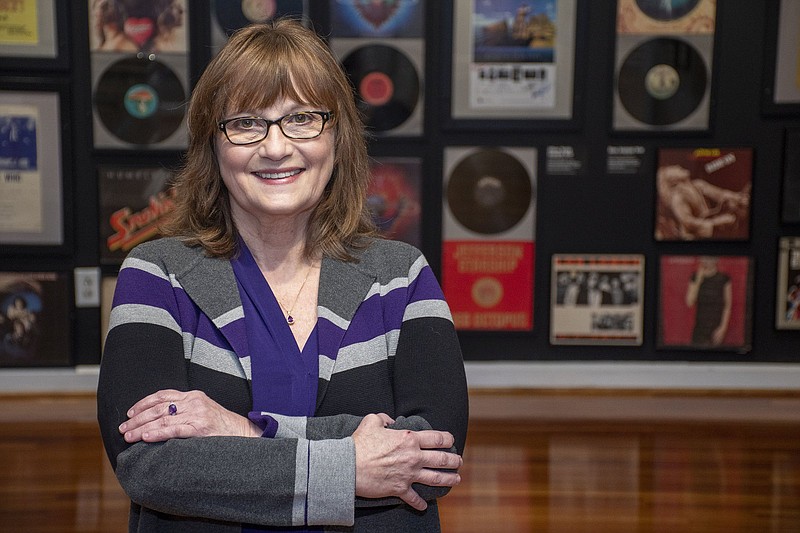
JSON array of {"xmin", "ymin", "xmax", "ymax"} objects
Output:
[
  {"xmin": 94, "ymin": 56, "xmax": 186, "ymax": 145},
  {"xmin": 617, "ymin": 37, "xmax": 706, "ymax": 126},
  {"xmin": 341, "ymin": 44, "xmax": 419, "ymax": 132},
  {"xmin": 446, "ymin": 149, "xmax": 532, "ymax": 235}
]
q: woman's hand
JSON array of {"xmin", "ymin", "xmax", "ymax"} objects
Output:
[
  {"xmin": 352, "ymin": 413, "xmax": 463, "ymax": 511},
  {"xmin": 119, "ymin": 389, "xmax": 262, "ymax": 443}
]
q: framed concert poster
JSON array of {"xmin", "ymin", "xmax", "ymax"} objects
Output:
[
  {"xmin": 550, "ymin": 254, "xmax": 645, "ymax": 346},
  {"xmin": 448, "ymin": 0, "xmax": 581, "ymax": 128},
  {"xmin": 658, "ymin": 254, "xmax": 753, "ymax": 353},
  {"xmin": 0, "ymin": 270, "xmax": 71, "ymax": 367},
  {"xmin": 0, "ymin": 0, "xmax": 68, "ymax": 70},
  {"xmin": 762, "ymin": 0, "xmax": 800, "ymax": 115},
  {"xmin": 0, "ymin": 79, "xmax": 70, "ymax": 251},
  {"xmin": 776, "ymin": 237, "xmax": 800, "ymax": 330}
]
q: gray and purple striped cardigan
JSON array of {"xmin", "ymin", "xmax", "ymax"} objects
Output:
[{"xmin": 97, "ymin": 236, "xmax": 468, "ymax": 533}]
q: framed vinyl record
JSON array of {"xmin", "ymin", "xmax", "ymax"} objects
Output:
[
  {"xmin": 0, "ymin": 78, "xmax": 70, "ymax": 251},
  {"xmin": 447, "ymin": 0, "xmax": 582, "ymax": 129},
  {"xmin": 613, "ymin": 0, "xmax": 716, "ymax": 132}
]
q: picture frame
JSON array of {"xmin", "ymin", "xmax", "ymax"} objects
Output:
[
  {"xmin": 550, "ymin": 254, "xmax": 645, "ymax": 346},
  {"xmin": 0, "ymin": 270, "xmax": 72, "ymax": 368},
  {"xmin": 762, "ymin": 0, "xmax": 800, "ymax": 115},
  {"xmin": 445, "ymin": 0, "xmax": 584, "ymax": 131},
  {"xmin": 0, "ymin": 0, "xmax": 69, "ymax": 70},
  {"xmin": 0, "ymin": 78, "xmax": 71, "ymax": 252},
  {"xmin": 654, "ymin": 147, "xmax": 753, "ymax": 242},
  {"xmin": 781, "ymin": 128, "xmax": 800, "ymax": 223},
  {"xmin": 657, "ymin": 254, "xmax": 753, "ymax": 353},
  {"xmin": 776, "ymin": 237, "xmax": 800, "ymax": 330}
]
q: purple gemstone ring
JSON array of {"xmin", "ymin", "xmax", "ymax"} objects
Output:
[{"xmin": 168, "ymin": 403, "xmax": 177, "ymax": 416}]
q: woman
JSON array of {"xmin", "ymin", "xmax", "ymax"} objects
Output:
[{"xmin": 97, "ymin": 19, "xmax": 469, "ymax": 532}]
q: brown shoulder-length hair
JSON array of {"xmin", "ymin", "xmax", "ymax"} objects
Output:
[{"xmin": 160, "ymin": 18, "xmax": 376, "ymax": 261}]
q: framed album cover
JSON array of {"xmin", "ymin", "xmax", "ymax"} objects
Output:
[
  {"xmin": 776, "ymin": 237, "xmax": 800, "ymax": 330},
  {"xmin": 0, "ymin": 0, "xmax": 68, "ymax": 70},
  {"xmin": 658, "ymin": 255, "xmax": 753, "ymax": 353},
  {"xmin": 0, "ymin": 271, "xmax": 71, "ymax": 367},
  {"xmin": 655, "ymin": 147, "xmax": 753, "ymax": 242},
  {"xmin": 0, "ymin": 79, "xmax": 70, "ymax": 251},
  {"xmin": 762, "ymin": 0, "xmax": 800, "ymax": 115},
  {"xmin": 550, "ymin": 254, "xmax": 645, "ymax": 346},
  {"xmin": 98, "ymin": 165, "xmax": 177, "ymax": 264},
  {"xmin": 367, "ymin": 157, "xmax": 422, "ymax": 248},
  {"xmin": 448, "ymin": 0, "xmax": 581, "ymax": 128}
]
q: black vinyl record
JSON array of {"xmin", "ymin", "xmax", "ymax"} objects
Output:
[
  {"xmin": 94, "ymin": 56, "xmax": 186, "ymax": 145},
  {"xmin": 617, "ymin": 37, "xmax": 707, "ymax": 126},
  {"xmin": 341, "ymin": 44, "xmax": 419, "ymax": 132},
  {"xmin": 214, "ymin": 0, "xmax": 304, "ymax": 36},
  {"xmin": 447, "ymin": 149, "xmax": 532, "ymax": 235},
  {"xmin": 635, "ymin": 0, "xmax": 700, "ymax": 21}
]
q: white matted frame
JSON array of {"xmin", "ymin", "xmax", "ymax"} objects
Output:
[
  {"xmin": 0, "ymin": 79, "xmax": 70, "ymax": 251},
  {"xmin": 448, "ymin": 0, "xmax": 581, "ymax": 129}
]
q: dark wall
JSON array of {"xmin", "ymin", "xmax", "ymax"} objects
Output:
[{"xmin": 1, "ymin": 1, "xmax": 797, "ymax": 366}]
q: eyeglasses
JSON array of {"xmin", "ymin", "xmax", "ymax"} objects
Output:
[{"xmin": 218, "ymin": 111, "xmax": 333, "ymax": 145}]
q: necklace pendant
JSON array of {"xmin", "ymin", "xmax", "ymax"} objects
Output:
[{"xmin": 287, "ymin": 315, "xmax": 295, "ymax": 326}]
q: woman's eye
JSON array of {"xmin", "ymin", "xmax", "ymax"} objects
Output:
[
  {"xmin": 237, "ymin": 118, "xmax": 256, "ymax": 129},
  {"xmin": 288, "ymin": 113, "xmax": 310, "ymax": 125}
]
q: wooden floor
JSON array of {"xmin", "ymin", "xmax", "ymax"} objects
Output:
[{"xmin": 1, "ymin": 391, "xmax": 799, "ymax": 532}]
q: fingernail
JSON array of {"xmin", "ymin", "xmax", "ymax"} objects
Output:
[
  {"xmin": 127, "ymin": 409, "xmax": 134, "ymax": 417},
  {"xmin": 119, "ymin": 422, "xmax": 127, "ymax": 432}
]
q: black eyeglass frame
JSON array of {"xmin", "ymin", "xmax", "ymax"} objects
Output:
[{"xmin": 217, "ymin": 111, "xmax": 333, "ymax": 144}]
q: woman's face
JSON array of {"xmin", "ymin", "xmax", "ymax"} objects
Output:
[{"xmin": 215, "ymin": 97, "xmax": 335, "ymax": 232}]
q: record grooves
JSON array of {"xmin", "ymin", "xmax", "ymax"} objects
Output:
[
  {"xmin": 617, "ymin": 37, "xmax": 707, "ymax": 126},
  {"xmin": 447, "ymin": 150, "xmax": 532, "ymax": 235},
  {"xmin": 94, "ymin": 56, "xmax": 186, "ymax": 145},
  {"xmin": 341, "ymin": 44, "xmax": 419, "ymax": 131}
]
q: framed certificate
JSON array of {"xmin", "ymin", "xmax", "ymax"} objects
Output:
[
  {"xmin": 0, "ymin": 0, "xmax": 68, "ymax": 70},
  {"xmin": 447, "ymin": 0, "xmax": 583, "ymax": 130},
  {"xmin": 0, "ymin": 78, "xmax": 71, "ymax": 251}
]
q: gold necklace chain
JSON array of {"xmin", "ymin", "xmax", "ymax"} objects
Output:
[{"xmin": 275, "ymin": 264, "xmax": 313, "ymax": 326}]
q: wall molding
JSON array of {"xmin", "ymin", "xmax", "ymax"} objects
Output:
[{"xmin": 1, "ymin": 362, "xmax": 800, "ymax": 393}]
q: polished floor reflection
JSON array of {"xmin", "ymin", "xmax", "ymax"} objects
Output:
[{"xmin": 1, "ymin": 392, "xmax": 799, "ymax": 532}]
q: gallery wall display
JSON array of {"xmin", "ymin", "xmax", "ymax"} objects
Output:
[
  {"xmin": 3, "ymin": 1, "xmax": 800, "ymax": 368},
  {"xmin": 0, "ymin": 80, "xmax": 68, "ymax": 250}
]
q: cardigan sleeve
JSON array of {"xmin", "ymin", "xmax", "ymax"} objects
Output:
[{"xmin": 97, "ymin": 245, "xmax": 355, "ymax": 527}]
